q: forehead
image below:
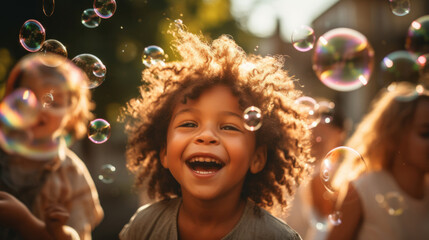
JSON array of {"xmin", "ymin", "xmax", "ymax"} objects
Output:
[{"xmin": 174, "ymin": 85, "xmax": 241, "ymax": 112}]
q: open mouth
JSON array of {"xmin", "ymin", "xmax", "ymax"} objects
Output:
[{"xmin": 186, "ymin": 157, "xmax": 225, "ymax": 175}]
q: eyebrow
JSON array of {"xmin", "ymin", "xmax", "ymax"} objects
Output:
[{"xmin": 171, "ymin": 108, "xmax": 242, "ymax": 121}]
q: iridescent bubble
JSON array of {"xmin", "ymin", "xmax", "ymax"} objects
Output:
[
  {"xmin": 295, "ymin": 96, "xmax": 320, "ymax": 129},
  {"xmin": 312, "ymin": 28, "xmax": 374, "ymax": 92},
  {"xmin": 243, "ymin": 106, "xmax": 262, "ymax": 131},
  {"xmin": 389, "ymin": 0, "xmax": 410, "ymax": 16},
  {"xmin": 93, "ymin": 0, "xmax": 117, "ymax": 19},
  {"xmin": 142, "ymin": 45, "xmax": 165, "ymax": 67},
  {"xmin": 328, "ymin": 211, "xmax": 343, "ymax": 226},
  {"xmin": 39, "ymin": 39, "xmax": 67, "ymax": 58},
  {"xmin": 375, "ymin": 192, "xmax": 406, "ymax": 216},
  {"xmin": 19, "ymin": 19, "xmax": 46, "ymax": 52},
  {"xmin": 0, "ymin": 88, "xmax": 39, "ymax": 129},
  {"xmin": 380, "ymin": 50, "xmax": 420, "ymax": 87},
  {"xmin": 174, "ymin": 19, "xmax": 184, "ymax": 31},
  {"xmin": 405, "ymin": 15, "xmax": 429, "ymax": 54},
  {"xmin": 88, "ymin": 118, "xmax": 111, "ymax": 144},
  {"xmin": 320, "ymin": 146, "xmax": 366, "ymax": 193},
  {"xmin": 72, "ymin": 54, "xmax": 106, "ymax": 89},
  {"xmin": 98, "ymin": 164, "xmax": 116, "ymax": 184},
  {"xmin": 81, "ymin": 9, "xmax": 101, "ymax": 28},
  {"xmin": 291, "ymin": 25, "xmax": 316, "ymax": 52},
  {"xmin": 43, "ymin": 0, "xmax": 55, "ymax": 17}
]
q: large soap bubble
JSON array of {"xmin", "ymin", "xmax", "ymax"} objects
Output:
[{"xmin": 313, "ymin": 28, "xmax": 374, "ymax": 92}]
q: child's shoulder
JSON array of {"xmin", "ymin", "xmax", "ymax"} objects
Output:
[
  {"xmin": 225, "ymin": 200, "xmax": 302, "ymax": 240},
  {"xmin": 120, "ymin": 198, "xmax": 181, "ymax": 240}
]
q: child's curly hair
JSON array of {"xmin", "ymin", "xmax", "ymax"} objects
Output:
[{"xmin": 122, "ymin": 26, "xmax": 313, "ymax": 209}]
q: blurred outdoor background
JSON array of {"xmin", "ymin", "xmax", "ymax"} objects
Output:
[{"xmin": 1, "ymin": 0, "xmax": 428, "ymax": 239}]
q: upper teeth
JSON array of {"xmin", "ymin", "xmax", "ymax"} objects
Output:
[{"xmin": 189, "ymin": 157, "xmax": 222, "ymax": 164}]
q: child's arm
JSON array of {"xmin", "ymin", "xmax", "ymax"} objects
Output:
[
  {"xmin": 44, "ymin": 205, "xmax": 80, "ymax": 240},
  {"xmin": 0, "ymin": 191, "xmax": 79, "ymax": 240},
  {"xmin": 0, "ymin": 191, "xmax": 52, "ymax": 240},
  {"xmin": 326, "ymin": 184, "xmax": 363, "ymax": 240}
]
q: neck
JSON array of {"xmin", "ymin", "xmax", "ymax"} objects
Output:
[
  {"xmin": 180, "ymin": 192, "xmax": 246, "ymax": 224},
  {"xmin": 390, "ymin": 156, "xmax": 426, "ymax": 199}
]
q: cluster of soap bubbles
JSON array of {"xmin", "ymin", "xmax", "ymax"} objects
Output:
[
  {"xmin": 81, "ymin": 0, "xmax": 117, "ymax": 28},
  {"xmin": 14, "ymin": 0, "xmax": 117, "ymax": 183}
]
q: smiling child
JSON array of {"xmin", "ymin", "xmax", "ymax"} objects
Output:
[{"xmin": 120, "ymin": 26, "xmax": 313, "ymax": 240}]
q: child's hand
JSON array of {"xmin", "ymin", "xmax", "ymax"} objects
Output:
[
  {"xmin": 0, "ymin": 191, "xmax": 33, "ymax": 230},
  {"xmin": 44, "ymin": 204, "xmax": 80, "ymax": 240}
]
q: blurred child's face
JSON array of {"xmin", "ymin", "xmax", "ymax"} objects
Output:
[
  {"xmin": 161, "ymin": 85, "xmax": 266, "ymax": 201},
  {"xmin": 20, "ymin": 74, "xmax": 72, "ymax": 140},
  {"xmin": 400, "ymin": 98, "xmax": 429, "ymax": 173}
]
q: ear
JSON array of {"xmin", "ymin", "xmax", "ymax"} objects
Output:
[
  {"xmin": 160, "ymin": 147, "xmax": 168, "ymax": 169},
  {"xmin": 250, "ymin": 145, "xmax": 267, "ymax": 174}
]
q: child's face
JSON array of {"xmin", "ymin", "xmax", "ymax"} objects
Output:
[
  {"xmin": 400, "ymin": 98, "xmax": 429, "ymax": 173},
  {"xmin": 20, "ymin": 74, "xmax": 72, "ymax": 140},
  {"xmin": 161, "ymin": 85, "xmax": 266, "ymax": 201}
]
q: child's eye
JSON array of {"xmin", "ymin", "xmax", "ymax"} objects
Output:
[
  {"xmin": 221, "ymin": 125, "xmax": 240, "ymax": 131},
  {"xmin": 178, "ymin": 122, "xmax": 197, "ymax": 128}
]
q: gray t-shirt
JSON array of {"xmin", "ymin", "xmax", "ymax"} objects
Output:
[{"xmin": 120, "ymin": 197, "xmax": 301, "ymax": 240}]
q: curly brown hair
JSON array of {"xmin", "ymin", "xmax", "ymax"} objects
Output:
[{"xmin": 122, "ymin": 27, "xmax": 313, "ymax": 209}]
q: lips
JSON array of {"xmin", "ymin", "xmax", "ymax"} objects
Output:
[{"xmin": 185, "ymin": 156, "xmax": 225, "ymax": 175}]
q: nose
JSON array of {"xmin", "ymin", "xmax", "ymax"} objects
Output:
[{"xmin": 194, "ymin": 126, "xmax": 219, "ymax": 145}]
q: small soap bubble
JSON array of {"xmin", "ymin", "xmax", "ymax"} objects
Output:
[
  {"xmin": 295, "ymin": 96, "xmax": 320, "ymax": 129},
  {"xmin": 142, "ymin": 45, "xmax": 165, "ymax": 67},
  {"xmin": 380, "ymin": 50, "xmax": 420, "ymax": 87},
  {"xmin": 0, "ymin": 88, "xmax": 39, "ymax": 129},
  {"xmin": 320, "ymin": 146, "xmax": 366, "ymax": 193},
  {"xmin": 375, "ymin": 192, "xmax": 406, "ymax": 216},
  {"xmin": 43, "ymin": 0, "xmax": 55, "ymax": 17},
  {"xmin": 291, "ymin": 25, "xmax": 316, "ymax": 52},
  {"xmin": 72, "ymin": 54, "xmax": 106, "ymax": 89},
  {"xmin": 328, "ymin": 211, "xmax": 343, "ymax": 226},
  {"xmin": 19, "ymin": 19, "xmax": 46, "ymax": 52},
  {"xmin": 82, "ymin": 8, "xmax": 101, "ymax": 28},
  {"xmin": 312, "ymin": 28, "xmax": 374, "ymax": 92},
  {"xmin": 88, "ymin": 118, "xmax": 111, "ymax": 144},
  {"xmin": 243, "ymin": 106, "xmax": 262, "ymax": 131},
  {"xmin": 39, "ymin": 39, "xmax": 67, "ymax": 58},
  {"xmin": 41, "ymin": 91, "xmax": 54, "ymax": 109},
  {"xmin": 389, "ymin": 0, "xmax": 410, "ymax": 17},
  {"xmin": 174, "ymin": 19, "xmax": 184, "ymax": 30},
  {"xmin": 94, "ymin": 0, "xmax": 117, "ymax": 19},
  {"xmin": 406, "ymin": 15, "xmax": 429, "ymax": 54},
  {"xmin": 98, "ymin": 164, "xmax": 116, "ymax": 184}
]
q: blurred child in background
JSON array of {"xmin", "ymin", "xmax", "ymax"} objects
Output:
[
  {"xmin": 0, "ymin": 53, "xmax": 104, "ymax": 240},
  {"xmin": 327, "ymin": 82, "xmax": 429, "ymax": 240}
]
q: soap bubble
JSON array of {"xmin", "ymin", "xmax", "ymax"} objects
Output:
[
  {"xmin": 72, "ymin": 54, "xmax": 106, "ymax": 89},
  {"xmin": 388, "ymin": 0, "xmax": 410, "ymax": 16},
  {"xmin": 88, "ymin": 118, "xmax": 111, "ymax": 144},
  {"xmin": 93, "ymin": 0, "xmax": 117, "ymax": 19},
  {"xmin": 406, "ymin": 15, "xmax": 429, "ymax": 54},
  {"xmin": 313, "ymin": 28, "xmax": 374, "ymax": 92},
  {"xmin": 295, "ymin": 96, "xmax": 320, "ymax": 129},
  {"xmin": 81, "ymin": 8, "xmax": 101, "ymax": 28},
  {"xmin": 291, "ymin": 25, "xmax": 315, "ymax": 52},
  {"xmin": 0, "ymin": 88, "xmax": 39, "ymax": 129},
  {"xmin": 142, "ymin": 45, "xmax": 165, "ymax": 67},
  {"xmin": 380, "ymin": 50, "xmax": 420, "ymax": 87},
  {"xmin": 243, "ymin": 106, "xmax": 262, "ymax": 131},
  {"xmin": 39, "ymin": 39, "xmax": 67, "ymax": 58},
  {"xmin": 98, "ymin": 164, "xmax": 116, "ymax": 184},
  {"xmin": 19, "ymin": 19, "xmax": 46, "ymax": 52},
  {"xmin": 375, "ymin": 192, "xmax": 406, "ymax": 216}
]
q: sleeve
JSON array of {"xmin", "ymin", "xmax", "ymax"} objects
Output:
[
  {"xmin": 119, "ymin": 204, "xmax": 151, "ymax": 240},
  {"xmin": 62, "ymin": 149, "xmax": 104, "ymax": 240}
]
